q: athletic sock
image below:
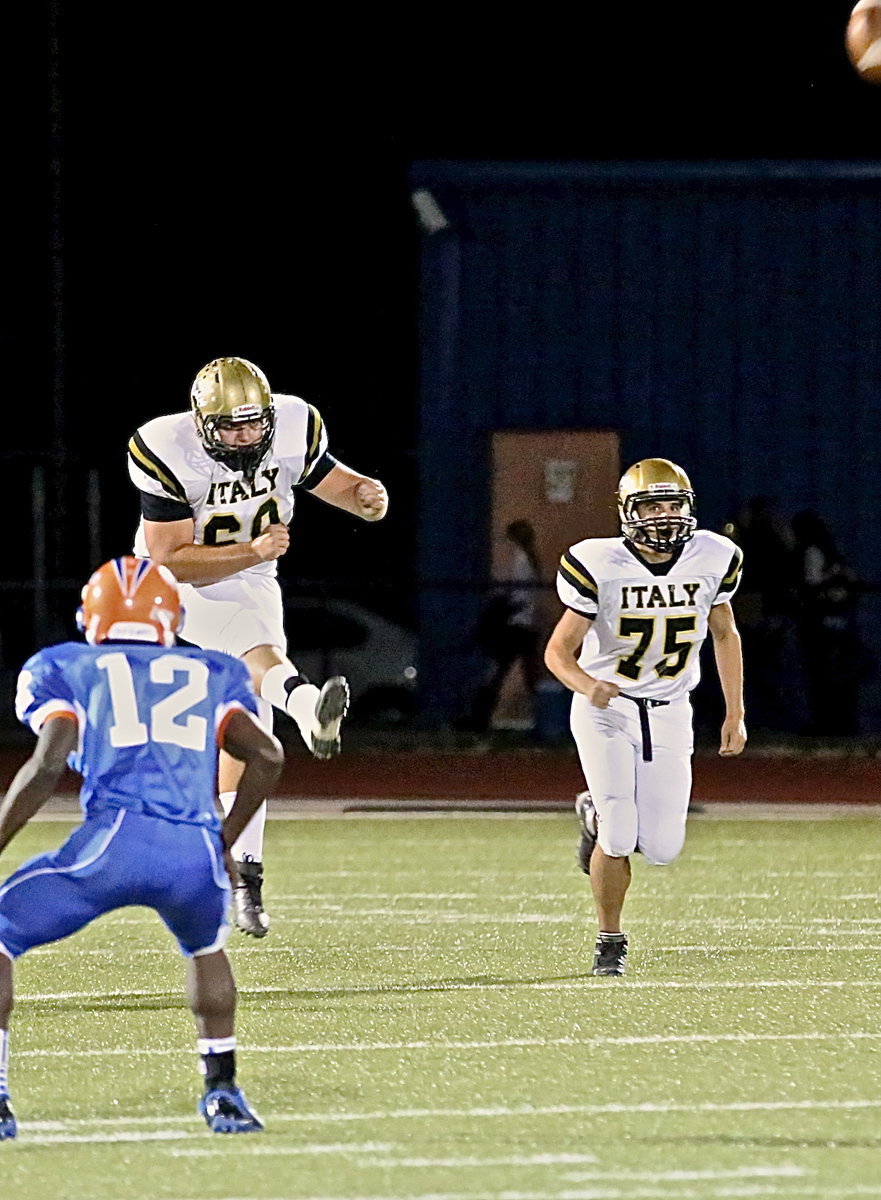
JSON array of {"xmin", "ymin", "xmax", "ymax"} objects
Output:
[
  {"xmin": 261, "ymin": 664, "xmax": 320, "ymax": 750},
  {"xmin": 218, "ymin": 792, "xmax": 266, "ymax": 862},
  {"xmin": 0, "ymin": 1028, "xmax": 8, "ymax": 1095},
  {"xmin": 198, "ymin": 1036, "xmax": 237, "ymax": 1090}
]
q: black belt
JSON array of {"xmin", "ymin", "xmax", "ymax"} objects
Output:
[{"xmin": 618, "ymin": 693, "xmax": 670, "ymax": 762}]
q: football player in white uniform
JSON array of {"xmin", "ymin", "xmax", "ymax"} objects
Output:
[
  {"xmin": 127, "ymin": 357, "xmax": 388, "ymax": 937},
  {"xmin": 544, "ymin": 458, "xmax": 746, "ymax": 977}
]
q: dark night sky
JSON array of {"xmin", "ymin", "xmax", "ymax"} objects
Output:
[{"xmin": 35, "ymin": 3, "xmax": 881, "ymax": 624}]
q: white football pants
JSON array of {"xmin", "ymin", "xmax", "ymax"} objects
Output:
[
  {"xmin": 178, "ymin": 574, "xmax": 286, "ymax": 658},
  {"xmin": 570, "ymin": 691, "xmax": 694, "ymax": 864}
]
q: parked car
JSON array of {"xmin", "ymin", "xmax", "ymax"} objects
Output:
[{"xmin": 283, "ymin": 596, "xmax": 419, "ymax": 725}]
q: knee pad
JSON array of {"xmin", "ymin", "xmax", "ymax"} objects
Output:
[
  {"xmin": 595, "ymin": 796, "xmax": 638, "ymax": 859},
  {"xmin": 598, "ymin": 832, "xmax": 638, "ymax": 859},
  {"xmin": 638, "ymin": 834, "xmax": 686, "ymax": 866}
]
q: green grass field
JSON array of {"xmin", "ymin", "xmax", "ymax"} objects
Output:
[{"xmin": 1, "ymin": 806, "xmax": 881, "ymax": 1199}]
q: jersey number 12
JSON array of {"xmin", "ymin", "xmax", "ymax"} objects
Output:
[{"xmin": 97, "ymin": 652, "xmax": 209, "ymax": 751}]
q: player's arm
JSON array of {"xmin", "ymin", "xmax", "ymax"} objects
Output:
[
  {"xmin": 708, "ymin": 601, "xmax": 747, "ymax": 757},
  {"xmin": 308, "ymin": 461, "xmax": 388, "ymax": 521},
  {"xmin": 544, "ymin": 609, "xmax": 619, "ymax": 709},
  {"xmin": 0, "ymin": 714, "xmax": 78, "ymax": 854},
  {"xmin": 217, "ymin": 709, "xmax": 285, "ymax": 850},
  {"xmin": 143, "ymin": 515, "xmax": 290, "ymax": 586}
]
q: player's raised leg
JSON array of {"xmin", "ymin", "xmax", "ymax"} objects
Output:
[
  {"xmin": 244, "ymin": 645, "xmax": 350, "ymax": 761},
  {"xmin": 259, "ymin": 661, "xmax": 349, "ymax": 759}
]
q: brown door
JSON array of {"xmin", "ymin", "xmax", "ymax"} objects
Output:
[{"xmin": 488, "ymin": 429, "xmax": 621, "ymax": 727}]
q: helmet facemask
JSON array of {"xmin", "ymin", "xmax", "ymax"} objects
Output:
[
  {"xmin": 190, "ymin": 357, "xmax": 276, "ymax": 478},
  {"xmin": 196, "ymin": 410, "xmax": 275, "ymax": 478},
  {"xmin": 620, "ymin": 487, "xmax": 697, "ymax": 552}
]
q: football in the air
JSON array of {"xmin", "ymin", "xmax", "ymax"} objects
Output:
[{"xmin": 846, "ymin": 0, "xmax": 881, "ymax": 83}]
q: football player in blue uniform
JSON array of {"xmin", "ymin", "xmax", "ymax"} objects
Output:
[{"xmin": 0, "ymin": 557, "xmax": 284, "ymax": 1139}]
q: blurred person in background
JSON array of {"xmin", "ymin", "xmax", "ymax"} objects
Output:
[
  {"xmin": 723, "ymin": 496, "xmax": 797, "ymax": 734},
  {"xmin": 791, "ymin": 509, "xmax": 865, "ymax": 737},
  {"xmin": 459, "ymin": 519, "xmax": 544, "ymax": 736}
]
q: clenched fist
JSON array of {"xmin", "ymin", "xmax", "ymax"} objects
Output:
[
  {"xmin": 587, "ymin": 679, "xmax": 620, "ymax": 709},
  {"xmin": 251, "ymin": 523, "xmax": 290, "ymax": 562},
  {"xmin": 354, "ymin": 478, "xmax": 388, "ymax": 521},
  {"xmin": 719, "ymin": 715, "xmax": 747, "ymax": 757}
]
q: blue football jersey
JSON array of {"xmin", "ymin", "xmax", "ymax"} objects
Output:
[{"xmin": 14, "ymin": 641, "xmax": 259, "ymax": 828}]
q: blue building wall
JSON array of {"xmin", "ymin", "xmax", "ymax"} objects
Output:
[{"xmin": 412, "ymin": 161, "xmax": 881, "ymax": 730}]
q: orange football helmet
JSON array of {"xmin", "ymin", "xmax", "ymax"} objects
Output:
[{"xmin": 76, "ymin": 557, "xmax": 184, "ymax": 647}]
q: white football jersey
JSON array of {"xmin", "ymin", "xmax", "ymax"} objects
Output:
[
  {"xmin": 127, "ymin": 394, "xmax": 330, "ymax": 580},
  {"xmin": 556, "ymin": 531, "xmax": 743, "ymax": 701}
]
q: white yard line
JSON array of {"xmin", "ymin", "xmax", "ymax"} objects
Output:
[
  {"xmin": 353, "ymin": 1162, "xmax": 802, "ymax": 1177},
  {"xmin": 24, "ymin": 942, "xmax": 881, "ymax": 959},
  {"xmin": 21, "ymin": 1129, "xmax": 195, "ymax": 1145},
  {"xmin": 25, "ymin": 908, "xmax": 881, "ymax": 926},
  {"xmin": 159, "ymin": 1188, "xmax": 881, "ymax": 1200},
  {"xmin": 15, "ymin": 1030, "xmax": 881, "ymax": 1059},
  {"xmin": 24, "ymin": 801, "xmax": 881, "ymax": 822},
  {"xmin": 54, "ymin": 910, "xmax": 873, "ymax": 927},
  {"xmin": 16, "ymin": 978, "xmax": 881, "ymax": 1002},
  {"xmin": 18, "ymin": 1096, "xmax": 881, "ymax": 1132},
  {"xmin": 153, "ymin": 1190, "xmax": 881, "ymax": 1200},
  {"xmin": 170, "ymin": 1150, "xmax": 604, "ymax": 1167},
  {"xmin": 562, "ymin": 1166, "xmax": 805, "ymax": 1181},
  {"xmin": 102, "ymin": 889, "xmax": 832, "ymax": 902}
]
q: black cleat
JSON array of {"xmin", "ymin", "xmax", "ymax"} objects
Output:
[
  {"xmin": 234, "ymin": 856, "xmax": 270, "ymax": 937},
  {"xmin": 0, "ymin": 1094, "xmax": 16, "ymax": 1141},
  {"xmin": 592, "ymin": 933, "xmax": 628, "ymax": 977},
  {"xmin": 199, "ymin": 1086, "xmax": 263, "ymax": 1134},
  {"xmin": 575, "ymin": 790, "xmax": 597, "ymax": 874},
  {"xmin": 311, "ymin": 676, "xmax": 350, "ymax": 760}
]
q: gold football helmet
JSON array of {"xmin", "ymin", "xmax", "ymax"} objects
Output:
[
  {"xmin": 617, "ymin": 458, "xmax": 697, "ymax": 551},
  {"xmin": 190, "ymin": 357, "xmax": 275, "ymax": 476}
]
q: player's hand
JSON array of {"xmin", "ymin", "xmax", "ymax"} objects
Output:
[
  {"xmin": 354, "ymin": 478, "xmax": 388, "ymax": 521},
  {"xmin": 719, "ymin": 715, "xmax": 747, "ymax": 756},
  {"xmin": 587, "ymin": 679, "xmax": 620, "ymax": 709},
  {"xmin": 251, "ymin": 523, "xmax": 290, "ymax": 561}
]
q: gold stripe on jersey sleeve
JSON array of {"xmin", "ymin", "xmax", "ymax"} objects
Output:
[
  {"xmin": 559, "ymin": 551, "xmax": 599, "ymax": 603},
  {"xmin": 304, "ymin": 405, "xmax": 324, "ymax": 471},
  {"xmin": 717, "ymin": 546, "xmax": 744, "ymax": 594},
  {"xmin": 127, "ymin": 432, "xmax": 189, "ymax": 504}
]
